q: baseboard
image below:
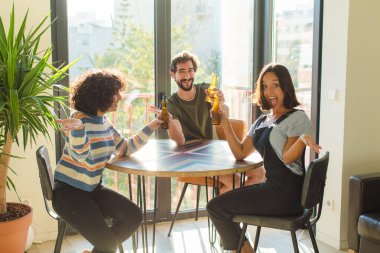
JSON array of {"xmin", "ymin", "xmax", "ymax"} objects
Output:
[
  {"xmin": 316, "ymin": 230, "xmax": 348, "ymax": 250},
  {"xmin": 34, "ymin": 231, "xmax": 58, "ymax": 242}
]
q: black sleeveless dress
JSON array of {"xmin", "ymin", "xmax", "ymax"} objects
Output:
[{"xmin": 206, "ymin": 110, "xmax": 305, "ymax": 250}]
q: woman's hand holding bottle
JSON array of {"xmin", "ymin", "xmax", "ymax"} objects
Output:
[
  {"xmin": 147, "ymin": 105, "xmax": 172, "ymax": 130},
  {"xmin": 147, "ymin": 118, "xmax": 164, "ymax": 130}
]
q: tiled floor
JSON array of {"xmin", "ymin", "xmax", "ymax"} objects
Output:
[{"xmin": 28, "ymin": 217, "xmax": 346, "ymax": 253}]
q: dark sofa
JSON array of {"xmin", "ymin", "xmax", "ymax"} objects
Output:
[{"xmin": 348, "ymin": 172, "xmax": 380, "ymax": 253}]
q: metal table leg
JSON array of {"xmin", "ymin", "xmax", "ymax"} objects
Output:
[
  {"xmin": 152, "ymin": 177, "xmax": 158, "ymax": 253},
  {"xmin": 137, "ymin": 175, "xmax": 148, "ymax": 253},
  {"xmin": 142, "ymin": 176, "xmax": 149, "ymax": 253},
  {"xmin": 128, "ymin": 174, "xmax": 138, "ymax": 252},
  {"xmin": 206, "ymin": 176, "xmax": 217, "ymax": 244}
]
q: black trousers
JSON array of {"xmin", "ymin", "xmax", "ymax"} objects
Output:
[
  {"xmin": 207, "ymin": 181, "xmax": 302, "ymax": 250},
  {"xmin": 53, "ymin": 181, "xmax": 142, "ymax": 253}
]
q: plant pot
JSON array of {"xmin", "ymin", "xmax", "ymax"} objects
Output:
[
  {"xmin": 25, "ymin": 225, "xmax": 35, "ymax": 251},
  {"xmin": 0, "ymin": 203, "xmax": 33, "ymax": 253}
]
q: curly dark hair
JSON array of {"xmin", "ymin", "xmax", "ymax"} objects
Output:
[
  {"xmin": 252, "ymin": 63, "xmax": 300, "ymax": 111},
  {"xmin": 170, "ymin": 51, "xmax": 200, "ymax": 73},
  {"xmin": 70, "ymin": 69, "xmax": 126, "ymax": 115}
]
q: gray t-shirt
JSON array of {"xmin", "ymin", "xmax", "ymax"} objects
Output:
[{"xmin": 247, "ymin": 110, "xmax": 312, "ymax": 175}]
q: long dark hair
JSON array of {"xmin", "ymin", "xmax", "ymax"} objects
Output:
[{"xmin": 252, "ymin": 63, "xmax": 300, "ymax": 111}]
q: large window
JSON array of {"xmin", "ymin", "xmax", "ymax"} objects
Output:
[
  {"xmin": 272, "ymin": 0, "xmax": 321, "ymax": 163},
  {"xmin": 66, "ymin": 0, "xmax": 157, "ymax": 210},
  {"xmin": 273, "ymin": 0, "xmax": 314, "ymax": 117},
  {"xmin": 52, "ymin": 0, "xmax": 322, "ymax": 223},
  {"xmin": 169, "ymin": 0, "xmax": 254, "ymax": 214}
]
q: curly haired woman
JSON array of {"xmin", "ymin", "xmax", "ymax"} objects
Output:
[{"xmin": 53, "ymin": 69, "xmax": 164, "ymax": 253}]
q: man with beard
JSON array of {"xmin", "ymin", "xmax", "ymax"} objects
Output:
[
  {"xmin": 165, "ymin": 51, "xmax": 266, "ymax": 194},
  {"xmin": 166, "ymin": 51, "xmax": 222, "ymax": 145}
]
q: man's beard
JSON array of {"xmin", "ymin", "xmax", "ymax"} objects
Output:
[{"xmin": 176, "ymin": 78, "xmax": 194, "ymax": 92}]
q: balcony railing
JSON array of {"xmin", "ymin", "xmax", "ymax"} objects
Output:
[{"xmin": 106, "ymin": 92, "xmax": 155, "ymax": 207}]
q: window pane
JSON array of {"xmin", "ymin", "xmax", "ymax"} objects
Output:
[
  {"xmin": 273, "ymin": 0, "xmax": 314, "ymax": 164},
  {"xmin": 273, "ymin": 0, "xmax": 314, "ymax": 118},
  {"xmin": 170, "ymin": 0, "xmax": 254, "ymax": 212},
  {"xmin": 67, "ymin": 0, "xmax": 156, "ymax": 209},
  {"xmin": 220, "ymin": 0, "xmax": 253, "ymax": 125}
]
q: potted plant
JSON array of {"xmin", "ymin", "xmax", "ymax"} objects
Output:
[{"xmin": 0, "ymin": 5, "xmax": 77, "ymax": 252}]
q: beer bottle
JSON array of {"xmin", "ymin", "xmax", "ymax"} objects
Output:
[
  {"xmin": 206, "ymin": 73, "xmax": 218, "ymax": 103},
  {"xmin": 161, "ymin": 95, "xmax": 170, "ymax": 129},
  {"xmin": 210, "ymin": 94, "xmax": 221, "ymax": 125}
]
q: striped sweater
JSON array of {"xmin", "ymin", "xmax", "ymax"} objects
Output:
[{"xmin": 54, "ymin": 111, "xmax": 154, "ymax": 192}]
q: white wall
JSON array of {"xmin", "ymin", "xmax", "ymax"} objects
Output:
[
  {"xmin": 316, "ymin": 0, "xmax": 349, "ymax": 248},
  {"xmin": 1, "ymin": 0, "xmax": 59, "ymax": 241},
  {"xmin": 318, "ymin": 0, "xmax": 380, "ymax": 249},
  {"xmin": 3, "ymin": 0, "xmax": 380, "ymax": 248}
]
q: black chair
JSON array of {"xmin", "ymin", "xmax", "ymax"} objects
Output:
[
  {"xmin": 233, "ymin": 151, "xmax": 329, "ymax": 253},
  {"xmin": 36, "ymin": 146, "xmax": 124, "ymax": 253}
]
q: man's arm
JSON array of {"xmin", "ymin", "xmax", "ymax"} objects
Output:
[{"xmin": 168, "ymin": 119, "xmax": 186, "ymax": 145}]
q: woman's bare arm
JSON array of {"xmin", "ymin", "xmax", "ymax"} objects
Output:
[
  {"xmin": 282, "ymin": 134, "xmax": 321, "ymax": 164},
  {"xmin": 219, "ymin": 105, "xmax": 255, "ymax": 160}
]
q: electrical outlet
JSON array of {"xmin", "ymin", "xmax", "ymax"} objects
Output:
[
  {"xmin": 21, "ymin": 197, "xmax": 33, "ymax": 208},
  {"xmin": 325, "ymin": 198, "xmax": 334, "ymax": 210}
]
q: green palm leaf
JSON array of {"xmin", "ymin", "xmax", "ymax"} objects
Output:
[
  {"xmin": 0, "ymin": 4, "xmax": 78, "ymax": 212},
  {"xmin": 0, "ymin": 8, "xmax": 77, "ymax": 147}
]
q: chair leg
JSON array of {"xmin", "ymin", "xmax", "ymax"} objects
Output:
[
  {"xmin": 167, "ymin": 183, "xmax": 189, "ymax": 237},
  {"xmin": 195, "ymin": 185, "xmax": 201, "ymax": 221},
  {"xmin": 236, "ymin": 223, "xmax": 247, "ymax": 253},
  {"xmin": 54, "ymin": 219, "xmax": 67, "ymax": 253},
  {"xmin": 253, "ymin": 226, "xmax": 261, "ymax": 252},
  {"xmin": 118, "ymin": 244, "xmax": 124, "ymax": 253},
  {"xmin": 128, "ymin": 174, "xmax": 133, "ymax": 201},
  {"xmin": 215, "ymin": 176, "xmax": 220, "ymax": 196},
  {"xmin": 290, "ymin": 230, "xmax": 300, "ymax": 253},
  {"xmin": 306, "ymin": 221, "xmax": 319, "ymax": 253},
  {"xmin": 208, "ymin": 177, "xmax": 218, "ymax": 244}
]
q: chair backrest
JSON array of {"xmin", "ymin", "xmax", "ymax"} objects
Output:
[
  {"xmin": 301, "ymin": 151, "xmax": 329, "ymax": 210},
  {"xmin": 36, "ymin": 146, "xmax": 54, "ymax": 201},
  {"xmin": 215, "ymin": 119, "xmax": 248, "ymax": 141}
]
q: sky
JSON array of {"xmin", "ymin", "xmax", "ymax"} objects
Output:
[
  {"xmin": 67, "ymin": 0, "xmax": 114, "ymax": 20},
  {"xmin": 275, "ymin": 0, "xmax": 312, "ymax": 11}
]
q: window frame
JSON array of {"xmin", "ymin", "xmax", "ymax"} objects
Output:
[{"xmin": 50, "ymin": 0, "xmax": 323, "ymax": 222}]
